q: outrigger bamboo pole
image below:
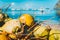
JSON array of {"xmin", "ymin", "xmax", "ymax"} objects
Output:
[{"xmin": 24, "ymin": 26, "xmax": 40, "ymax": 40}]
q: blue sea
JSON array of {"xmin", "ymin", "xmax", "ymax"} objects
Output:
[
  {"xmin": 2, "ymin": 9, "xmax": 60, "ymax": 24},
  {"xmin": 4, "ymin": 10, "xmax": 60, "ymax": 18}
]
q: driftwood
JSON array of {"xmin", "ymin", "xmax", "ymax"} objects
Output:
[{"xmin": 16, "ymin": 24, "xmax": 25, "ymax": 39}]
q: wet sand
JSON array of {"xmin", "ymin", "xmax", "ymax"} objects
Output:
[{"xmin": 41, "ymin": 20, "xmax": 60, "ymax": 30}]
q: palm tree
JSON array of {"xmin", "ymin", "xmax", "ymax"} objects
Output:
[{"xmin": 55, "ymin": 0, "xmax": 60, "ymax": 16}]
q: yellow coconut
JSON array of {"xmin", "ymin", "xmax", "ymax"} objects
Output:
[
  {"xmin": 19, "ymin": 14, "xmax": 34, "ymax": 27},
  {"xmin": 0, "ymin": 34, "xmax": 10, "ymax": 40},
  {"xmin": 49, "ymin": 29, "xmax": 60, "ymax": 40},
  {"xmin": 33, "ymin": 25, "xmax": 48, "ymax": 38},
  {"xmin": 2, "ymin": 19, "xmax": 21, "ymax": 33}
]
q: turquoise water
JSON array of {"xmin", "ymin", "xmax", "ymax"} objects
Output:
[{"xmin": 2, "ymin": 9, "xmax": 60, "ymax": 21}]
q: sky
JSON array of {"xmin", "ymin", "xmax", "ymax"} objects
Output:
[{"xmin": 0, "ymin": 0, "xmax": 59, "ymax": 9}]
